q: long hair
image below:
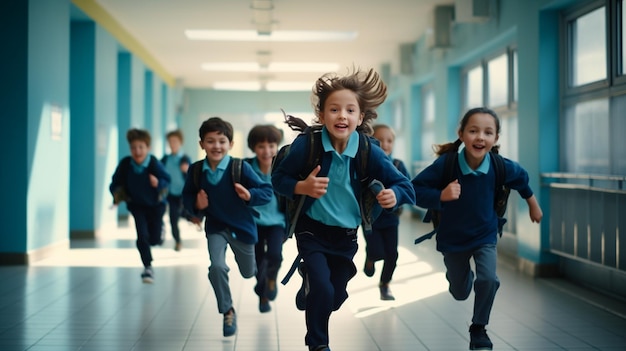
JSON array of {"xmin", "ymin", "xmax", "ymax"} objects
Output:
[
  {"xmin": 284, "ymin": 67, "xmax": 387, "ymax": 135},
  {"xmin": 434, "ymin": 107, "xmax": 501, "ymax": 156}
]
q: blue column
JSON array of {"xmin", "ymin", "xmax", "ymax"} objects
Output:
[
  {"xmin": 0, "ymin": 0, "xmax": 71, "ymax": 263},
  {"xmin": 70, "ymin": 20, "xmax": 118, "ymax": 238}
]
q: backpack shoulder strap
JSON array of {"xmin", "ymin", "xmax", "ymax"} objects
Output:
[
  {"xmin": 490, "ymin": 151, "xmax": 506, "ymax": 187},
  {"xmin": 231, "ymin": 157, "xmax": 243, "ymax": 184},
  {"xmin": 302, "ymin": 127, "xmax": 323, "ymax": 178},
  {"xmin": 192, "ymin": 160, "xmax": 204, "ymax": 189},
  {"xmin": 441, "ymin": 151, "xmax": 458, "ymax": 189},
  {"xmin": 356, "ymin": 133, "xmax": 371, "ymax": 183}
]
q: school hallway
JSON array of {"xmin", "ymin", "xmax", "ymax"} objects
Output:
[{"xmin": 0, "ymin": 215, "xmax": 623, "ymax": 351}]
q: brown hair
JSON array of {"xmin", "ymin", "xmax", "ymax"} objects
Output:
[
  {"xmin": 284, "ymin": 67, "xmax": 387, "ymax": 135},
  {"xmin": 435, "ymin": 107, "xmax": 501, "ymax": 156},
  {"xmin": 166, "ymin": 129, "xmax": 184, "ymax": 143},
  {"xmin": 247, "ymin": 125, "xmax": 283, "ymax": 151},
  {"xmin": 126, "ymin": 128, "xmax": 151, "ymax": 147}
]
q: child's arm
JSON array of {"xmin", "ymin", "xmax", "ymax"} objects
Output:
[
  {"xmin": 525, "ymin": 195, "xmax": 543, "ymax": 223},
  {"xmin": 370, "ymin": 147, "xmax": 415, "ymax": 209},
  {"xmin": 294, "ymin": 165, "xmax": 329, "ymax": 199},
  {"xmin": 182, "ymin": 162, "xmax": 205, "ymax": 224},
  {"xmin": 238, "ymin": 162, "xmax": 273, "ymax": 206},
  {"xmin": 411, "ymin": 156, "xmax": 449, "ymax": 209}
]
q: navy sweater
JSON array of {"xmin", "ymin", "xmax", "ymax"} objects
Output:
[
  {"xmin": 109, "ymin": 155, "xmax": 171, "ymax": 208},
  {"xmin": 182, "ymin": 158, "xmax": 273, "ymax": 244},
  {"xmin": 271, "ymin": 131, "xmax": 416, "ymax": 227},
  {"xmin": 411, "ymin": 153, "xmax": 534, "ymax": 253}
]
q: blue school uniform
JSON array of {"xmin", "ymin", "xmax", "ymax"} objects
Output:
[
  {"xmin": 272, "ymin": 127, "xmax": 415, "ymax": 348},
  {"xmin": 162, "ymin": 152, "xmax": 191, "ymax": 244}
]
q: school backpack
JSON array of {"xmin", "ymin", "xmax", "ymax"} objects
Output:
[
  {"xmin": 271, "ymin": 125, "xmax": 382, "ymax": 239},
  {"xmin": 190, "ymin": 157, "xmax": 244, "ymax": 189},
  {"xmin": 112, "ymin": 155, "xmax": 168, "ymax": 204},
  {"xmin": 414, "ymin": 150, "xmax": 511, "ymax": 244}
]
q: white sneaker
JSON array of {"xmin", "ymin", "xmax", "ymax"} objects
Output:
[{"xmin": 141, "ymin": 267, "xmax": 154, "ymax": 284}]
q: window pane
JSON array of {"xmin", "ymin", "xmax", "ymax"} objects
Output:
[
  {"xmin": 488, "ymin": 54, "xmax": 508, "ymax": 107},
  {"xmin": 513, "ymin": 50, "xmax": 518, "ymax": 102},
  {"xmin": 564, "ymin": 99, "xmax": 610, "ymax": 173},
  {"xmin": 466, "ymin": 66, "xmax": 483, "ymax": 107},
  {"xmin": 572, "ymin": 7, "xmax": 607, "ymax": 86},
  {"xmin": 499, "ymin": 114, "xmax": 518, "ymax": 161},
  {"xmin": 421, "ymin": 89, "xmax": 436, "ymax": 160},
  {"xmin": 611, "ymin": 94, "xmax": 626, "ymax": 174}
]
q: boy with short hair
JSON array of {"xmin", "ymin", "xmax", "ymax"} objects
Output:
[
  {"xmin": 182, "ymin": 117, "xmax": 273, "ymax": 337},
  {"xmin": 162, "ymin": 129, "xmax": 191, "ymax": 251},
  {"xmin": 110, "ymin": 128, "xmax": 171, "ymax": 283}
]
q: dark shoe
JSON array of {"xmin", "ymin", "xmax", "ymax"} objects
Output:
[
  {"xmin": 141, "ymin": 267, "xmax": 154, "ymax": 284},
  {"xmin": 174, "ymin": 242, "xmax": 182, "ymax": 251},
  {"xmin": 295, "ymin": 262, "xmax": 308, "ymax": 311},
  {"xmin": 309, "ymin": 345, "xmax": 331, "ymax": 351},
  {"xmin": 469, "ymin": 324, "xmax": 493, "ymax": 350},
  {"xmin": 379, "ymin": 283, "xmax": 395, "ymax": 301},
  {"xmin": 259, "ymin": 297, "xmax": 271, "ymax": 313},
  {"xmin": 223, "ymin": 308, "xmax": 237, "ymax": 337},
  {"xmin": 267, "ymin": 279, "xmax": 278, "ymax": 301},
  {"xmin": 363, "ymin": 259, "xmax": 375, "ymax": 277}
]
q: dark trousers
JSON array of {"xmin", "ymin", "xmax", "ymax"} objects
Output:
[
  {"xmin": 365, "ymin": 225, "xmax": 399, "ymax": 283},
  {"xmin": 129, "ymin": 203, "xmax": 166, "ymax": 267},
  {"xmin": 295, "ymin": 216, "xmax": 358, "ymax": 347},
  {"xmin": 166, "ymin": 194, "xmax": 183, "ymax": 243},
  {"xmin": 254, "ymin": 225, "xmax": 284, "ymax": 298}
]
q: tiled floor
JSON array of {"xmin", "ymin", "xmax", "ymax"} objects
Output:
[{"xmin": 1, "ymin": 215, "xmax": 625, "ymax": 351}]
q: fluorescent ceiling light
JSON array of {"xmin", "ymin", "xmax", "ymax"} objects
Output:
[
  {"xmin": 266, "ymin": 81, "xmax": 312, "ymax": 91},
  {"xmin": 212, "ymin": 81, "xmax": 262, "ymax": 91},
  {"xmin": 185, "ymin": 30, "xmax": 358, "ymax": 42},
  {"xmin": 201, "ymin": 62, "xmax": 339, "ymax": 72},
  {"xmin": 211, "ymin": 81, "xmax": 314, "ymax": 92}
]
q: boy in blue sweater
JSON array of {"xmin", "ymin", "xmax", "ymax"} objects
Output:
[
  {"xmin": 272, "ymin": 68, "xmax": 415, "ymax": 351},
  {"xmin": 412, "ymin": 107, "xmax": 542, "ymax": 350},
  {"xmin": 110, "ymin": 128, "xmax": 171, "ymax": 284},
  {"xmin": 161, "ymin": 130, "xmax": 191, "ymax": 251},
  {"xmin": 182, "ymin": 117, "xmax": 273, "ymax": 337},
  {"xmin": 246, "ymin": 125, "xmax": 286, "ymax": 313}
]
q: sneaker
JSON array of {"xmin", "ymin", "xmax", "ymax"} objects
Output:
[
  {"xmin": 295, "ymin": 262, "xmax": 308, "ymax": 311},
  {"xmin": 267, "ymin": 279, "xmax": 278, "ymax": 301},
  {"xmin": 469, "ymin": 324, "xmax": 493, "ymax": 350},
  {"xmin": 174, "ymin": 242, "xmax": 182, "ymax": 251},
  {"xmin": 363, "ymin": 259, "xmax": 375, "ymax": 277},
  {"xmin": 309, "ymin": 345, "xmax": 331, "ymax": 351},
  {"xmin": 141, "ymin": 267, "xmax": 154, "ymax": 284},
  {"xmin": 259, "ymin": 297, "xmax": 271, "ymax": 313},
  {"xmin": 379, "ymin": 283, "xmax": 395, "ymax": 301},
  {"xmin": 223, "ymin": 308, "xmax": 237, "ymax": 337}
]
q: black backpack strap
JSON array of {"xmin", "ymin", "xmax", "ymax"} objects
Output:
[
  {"xmin": 490, "ymin": 152, "xmax": 505, "ymax": 188},
  {"xmin": 192, "ymin": 160, "xmax": 204, "ymax": 189},
  {"xmin": 231, "ymin": 158, "xmax": 243, "ymax": 185}
]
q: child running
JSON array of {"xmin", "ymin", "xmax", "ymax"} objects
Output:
[
  {"xmin": 182, "ymin": 117, "xmax": 273, "ymax": 337},
  {"xmin": 246, "ymin": 124, "xmax": 286, "ymax": 313},
  {"xmin": 272, "ymin": 68, "xmax": 415, "ymax": 351},
  {"xmin": 411, "ymin": 107, "xmax": 543, "ymax": 350},
  {"xmin": 363, "ymin": 124, "xmax": 411, "ymax": 300}
]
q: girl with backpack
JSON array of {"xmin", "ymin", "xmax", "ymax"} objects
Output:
[
  {"xmin": 272, "ymin": 68, "xmax": 415, "ymax": 351},
  {"xmin": 411, "ymin": 107, "xmax": 543, "ymax": 350}
]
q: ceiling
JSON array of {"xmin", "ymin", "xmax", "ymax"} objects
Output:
[{"xmin": 94, "ymin": 0, "xmax": 453, "ymax": 90}]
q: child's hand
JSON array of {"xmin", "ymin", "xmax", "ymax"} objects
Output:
[
  {"xmin": 296, "ymin": 165, "xmax": 330, "ymax": 199},
  {"xmin": 234, "ymin": 183, "xmax": 251, "ymax": 201},
  {"xmin": 526, "ymin": 195, "xmax": 543, "ymax": 223},
  {"xmin": 376, "ymin": 189, "xmax": 397, "ymax": 209},
  {"xmin": 149, "ymin": 174, "xmax": 158, "ymax": 188},
  {"xmin": 440, "ymin": 179, "xmax": 461, "ymax": 201},
  {"xmin": 180, "ymin": 162, "xmax": 189, "ymax": 174},
  {"xmin": 196, "ymin": 189, "xmax": 209, "ymax": 210}
]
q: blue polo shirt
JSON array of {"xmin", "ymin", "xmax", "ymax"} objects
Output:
[
  {"xmin": 306, "ymin": 128, "xmax": 361, "ymax": 228},
  {"xmin": 203, "ymin": 155, "xmax": 231, "ymax": 185},
  {"xmin": 250, "ymin": 158, "xmax": 285, "ymax": 227},
  {"xmin": 164, "ymin": 152, "xmax": 186, "ymax": 195},
  {"xmin": 131, "ymin": 155, "xmax": 151, "ymax": 173},
  {"xmin": 458, "ymin": 146, "xmax": 490, "ymax": 175}
]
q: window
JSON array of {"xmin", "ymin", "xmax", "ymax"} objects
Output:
[
  {"xmin": 487, "ymin": 54, "xmax": 509, "ymax": 107},
  {"xmin": 571, "ymin": 6, "xmax": 607, "ymax": 86},
  {"xmin": 562, "ymin": 0, "xmax": 625, "ymax": 175},
  {"xmin": 465, "ymin": 65, "xmax": 483, "ymax": 107},
  {"xmin": 421, "ymin": 87, "xmax": 435, "ymax": 160}
]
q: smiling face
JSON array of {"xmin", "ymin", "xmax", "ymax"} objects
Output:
[
  {"xmin": 129, "ymin": 140, "xmax": 150, "ymax": 164},
  {"xmin": 199, "ymin": 131, "xmax": 232, "ymax": 169},
  {"xmin": 373, "ymin": 126, "xmax": 394, "ymax": 156},
  {"xmin": 458, "ymin": 112, "xmax": 499, "ymax": 168},
  {"xmin": 319, "ymin": 89, "xmax": 364, "ymax": 152},
  {"xmin": 253, "ymin": 141, "xmax": 278, "ymax": 170}
]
